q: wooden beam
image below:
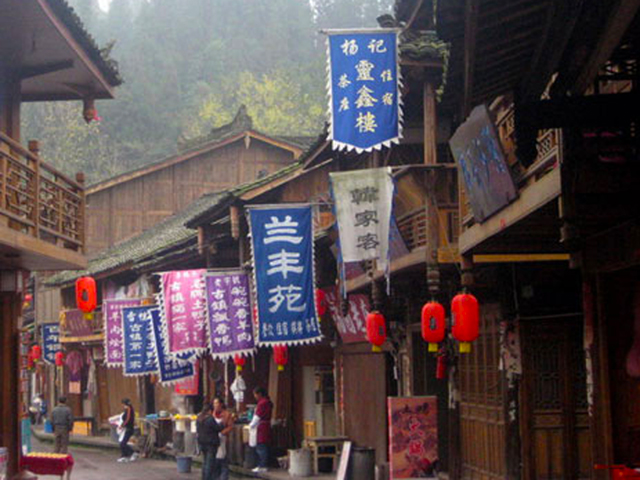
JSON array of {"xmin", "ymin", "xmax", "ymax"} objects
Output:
[
  {"xmin": 458, "ymin": 167, "xmax": 561, "ymax": 254},
  {"xmin": 572, "ymin": 0, "xmax": 640, "ymax": 95},
  {"xmin": 462, "ymin": 0, "xmax": 479, "ymax": 117},
  {"xmin": 19, "ymin": 60, "xmax": 74, "ymax": 80},
  {"xmin": 473, "ymin": 253, "xmax": 569, "ymax": 263}
]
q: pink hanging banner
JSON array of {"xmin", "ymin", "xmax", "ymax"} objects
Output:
[{"xmin": 159, "ymin": 269, "xmax": 208, "ymax": 355}]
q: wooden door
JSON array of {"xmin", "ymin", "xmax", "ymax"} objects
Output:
[{"xmin": 521, "ymin": 319, "xmax": 591, "ymax": 480}]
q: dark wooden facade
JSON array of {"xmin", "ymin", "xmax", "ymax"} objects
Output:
[{"xmin": 86, "ymin": 132, "xmax": 302, "ymax": 255}]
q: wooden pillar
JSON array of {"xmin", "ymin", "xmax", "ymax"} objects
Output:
[
  {"xmin": 423, "ymin": 80, "xmax": 440, "ymax": 298},
  {"xmin": 0, "ymin": 293, "xmax": 20, "ymax": 477}
]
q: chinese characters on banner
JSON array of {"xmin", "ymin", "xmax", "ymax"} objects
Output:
[
  {"xmin": 249, "ymin": 206, "xmax": 322, "ymax": 346},
  {"xmin": 327, "ymin": 30, "xmax": 401, "ymax": 152},
  {"xmin": 324, "ymin": 287, "xmax": 370, "ymax": 344},
  {"xmin": 388, "ymin": 396, "xmax": 438, "ymax": 479},
  {"xmin": 205, "ymin": 271, "xmax": 255, "ymax": 359},
  {"xmin": 103, "ymin": 298, "xmax": 142, "ymax": 367},
  {"xmin": 42, "ymin": 324, "xmax": 60, "ymax": 365},
  {"xmin": 159, "ymin": 269, "xmax": 208, "ymax": 355},
  {"xmin": 149, "ymin": 308, "xmax": 194, "ymax": 384},
  {"xmin": 174, "ymin": 360, "xmax": 199, "ymax": 395},
  {"xmin": 122, "ymin": 306, "xmax": 157, "ymax": 376},
  {"xmin": 330, "ymin": 167, "xmax": 395, "ymax": 274}
]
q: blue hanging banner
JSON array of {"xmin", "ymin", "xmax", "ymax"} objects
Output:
[
  {"xmin": 122, "ymin": 306, "xmax": 157, "ymax": 377},
  {"xmin": 149, "ymin": 308, "xmax": 194, "ymax": 385},
  {"xmin": 326, "ymin": 29, "xmax": 402, "ymax": 153},
  {"xmin": 42, "ymin": 323, "xmax": 60, "ymax": 365},
  {"xmin": 249, "ymin": 205, "xmax": 322, "ymax": 346}
]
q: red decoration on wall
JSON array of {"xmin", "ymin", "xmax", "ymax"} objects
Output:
[
  {"xmin": 27, "ymin": 351, "xmax": 35, "ymax": 370},
  {"xmin": 75, "ymin": 277, "xmax": 97, "ymax": 320},
  {"xmin": 234, "ymin": 354, "xmax": 246, "ymax": 372},
  {"xmin": 436, "ymin": 354, "xmax": 447, "ymax": 380},
  {"xmin": 316, "ymin": 289, "xmax": 327, "ymax": 317},
  {"xmin": 366, "ymin": 311, "xmax": 387, "ymax": 352},
  {"xmin": 274, "ymin": 345, "xmax": 288, "ymax": 372},
  {"xmin": 451, "ymin": 293, "xmax": 479, "ymax": 353},
  {"xmin": 421, "ymin": 302, "xmax": 446, "ymax": 353},
  {"xmin": 55, "ymin": 351, "xmax": 65, "ymax": 367}
]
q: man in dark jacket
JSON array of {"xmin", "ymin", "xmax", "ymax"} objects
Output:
[
  {"xmin": 197, "ymin": 402, "xmax": 223, "ymax": 480},
  {"xmin": 51, "ymin": 397, "xmax": 74, "ymax": 454}
]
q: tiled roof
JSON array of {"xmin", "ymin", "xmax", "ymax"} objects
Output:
[{"xmin": 48, "ymin": 0, "xmax": 122, "ymax": 86}]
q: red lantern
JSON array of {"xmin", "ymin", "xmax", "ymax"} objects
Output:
[
  {"xmin": 421, "ymin": 302, "xmax": 446, "ymax": 353},
  {"xmin": 366, "ymin": 311, "xmax": 387, "ymax": 352},
  {"xmin": 31, "ymin": 344, "xmax": 42, "ymax": 362},
  {"xmin": 76, "ymin": 276, "xmax": 97, "ymax": 320},
  {"xmin": 451, "ymin": 293, "xmax": 479, "ymax": 353},
  {"xmin": 274, "ymin": 345, "xmax": 288, "ymax": 372},
  {"xmin": 55, "ymin": 351, "xmax": 65, "ymax": 367},
  {"xmin": 315, "ymin": 289, "xmax": 327, "ymax": 317},
  {"xmin": 234, "ymin": 354, "xmax": 246, "ymax": 372},
  {"xmin": 436, "ymin": 354, "xmax": 447, "ymax": 380}
]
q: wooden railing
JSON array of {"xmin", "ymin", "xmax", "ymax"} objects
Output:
[
  {"xmin": 0, "ymin": 132, "xmax": 84, "ymax": 252},
  {"xmin": 397, "ymin": 206, "xmax": 460, "ymax": 252}
]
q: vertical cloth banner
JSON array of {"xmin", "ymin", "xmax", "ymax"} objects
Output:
[
  {"xmin": 326, "ymin": 29, "xmax": 402, "ymax": 152},
  {"xmin": 122, "ymin": 306, "xmax": 157, "ymax": 376},
  {"xmin": 205, "ymin": 271, "xmax": 255, "ymax": 360},
  {"xmin": 158, "ymin": 269, "xmax": 208, "ymax": 356},
  {"xmin": 249, "ymin": 205, "xmax": 322, "ymax": 346},
  {"xmin": 149, "ymin": 308, "xmax": 194, "ymax": 384},
  {"xmin": 42, "ymin": 324, "xmax": 60, "ymax": 365},
  {"xmin": 174, "ymin": 360, "xmax": 199, "ymax": 395},
  {"xmin": 104, "ymin": 299, "xmax": 142, "ymax": 367},
  {"xmin": 330, "ymin": 167, "xmax": 395, "ymax": 273}
]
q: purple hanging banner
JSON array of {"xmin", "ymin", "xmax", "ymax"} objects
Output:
[
  {"xmin": 205, "ymin": 271, "xmax": 255, "ymax": 360},
  {"xmin": 103, "ymin": 298, "xmax": 143, "ymax": 368},
  {"xmin": 159, "ymin": 269, "xmax": 208, "ymax": 356}
]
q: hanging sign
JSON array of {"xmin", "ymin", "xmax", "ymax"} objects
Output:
[
  {"xmin": 324, "ymin": 287, "xmax": 370, "ymax": 344},
  {"xmin": 326, "ymin": 29, "xmax": 402, "ymax": 152},
  {"xmin": 174, "ymin": 360, "xmax": 200, "ymax": 395},
  {"xmin": 122, "ymin": 306, "xmax": 157, "ymax": 377},
  {"xmin": 42, "ymin": 324, "xmax": 60, "ymax": 365},
  {"xmin": 205, "ymin": 271, "xmax": 255, "ymax": 360},
  {"xmin": 103, "ymin": 298, "xmax": 143, "ymax": 367},
  {"xmin": 62, "ymin": 309, "xmax": 92, "ymax": 337},
  {"xmin": 249, "ymin": 205, "xmax": 322, "ymax": 346},
  {"xmin": 330, "ymin": 167, "xmax": 395, "ymax": 272},
  {"xmin": 149, "ymin": 308, "xmax": 194, "ymax": 384},
  {"xmin": 158, "ymin": 269, "xmax": 208, "ymax": 356}
]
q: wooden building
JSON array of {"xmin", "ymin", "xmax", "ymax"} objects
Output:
[
  {"xmin": 84, "ymin": 106, "xmax": 308, "ymax": 255},
  {"xmin": 0, "ymin": 0, "xmax": 121, "ymax": 474}
]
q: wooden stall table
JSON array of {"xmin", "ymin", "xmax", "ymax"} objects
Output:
[
  {"xmin": 20, "ymin": 452, "xmax": 74, "ymax": 479},
  {"xmin": 302, "ymin": 436, "xmax": 349, "ymax": 474}
]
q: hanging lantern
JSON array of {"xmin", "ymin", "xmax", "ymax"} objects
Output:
[
  {"xmin": 55, "ymin": 351, "xmax": 65, "ymax": 367},
  {"xmin": 451, "ymin": 292, "xmax": 479, "ymax": 353},
  {"xmin": 76, "ymin": 276, "xmax": 97, "ymax": 320},
  {"xmin": 274, "ymin": 345, "xmax": 288, "ymax": 372},
  {"xmin": 366, "ymin": 311, "xmax": 387, "ymax": 352},
  {"xmin": 436, "ymin": 354, "xmax": 448, "ymax": 380},
  {"xmin": 421, "ymin": 302, "xmax": 446, "ymax": 353},
  {"xmin": 234, "ymin": 354, "xmax": 246, "ymax": 372},
  {"xmin": 315, "ymin": 289, "xmax": 327, "ymax": 317},
  {"xmin": 31, "ymin": 344, "xmax": 42, "ymax": 362}
]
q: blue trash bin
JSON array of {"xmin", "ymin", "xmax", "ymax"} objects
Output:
[
  {"xmin": 44, "ymin": 420, "xmax": 53, "ymax": 434},
  {"xmin": 176, "ymin": 456, "xmax": 192, "ymax": 473}
]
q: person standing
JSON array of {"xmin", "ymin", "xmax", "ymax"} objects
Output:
[
  {"xmin": 251, "ymin": 387, "xmax": 273, "ymax": 473},
  {"xmin": 117, "ymin": 398, "xmax": 137, "ymax": 463},
  {"xmin": 197, "ymin": 402, "xmax": 223, "ymax": 480},
  {"xmin": 51, "ymin": 397, "xmax": 73, "ymax": 454},
  {"xmin": 212, "ymin": 397, "xmax": 234, "ymax": 480}
]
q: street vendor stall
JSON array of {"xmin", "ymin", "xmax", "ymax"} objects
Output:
[{"xmin": 20, "ymin": 452, "xmax": 74, "ymax": 479}]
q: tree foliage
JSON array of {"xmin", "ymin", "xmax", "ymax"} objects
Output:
[{"xmin": 21, "ymin": 0, "xmax": 393, "ymax": 183}]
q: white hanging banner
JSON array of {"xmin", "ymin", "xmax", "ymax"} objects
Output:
[{"xmin": 330, "ymin": 167, "xmax": 395, "ymax": 273}]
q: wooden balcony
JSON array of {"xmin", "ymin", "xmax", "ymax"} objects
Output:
[
  {"xmin": 397, "ymin": 206, "xmax": 460, "ymax": 263},
  {"xmin": 0, "ymin": 132, "xmax": 87, "ymax": 271}
]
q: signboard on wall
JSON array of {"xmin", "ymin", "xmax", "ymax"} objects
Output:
[
  {"xmin": 449, "ymin": 104, "xmax": 517, "ymax": 222},
  {"xmin": 388, "ymin": 396, "xmax": 438, "ymax": 479}
]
